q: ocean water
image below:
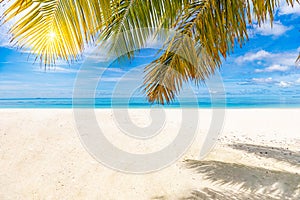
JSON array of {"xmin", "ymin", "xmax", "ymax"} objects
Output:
[
  {"xmin": 1, "ymin": 96, "xmax": 300, "ymax": 108},
  {"xmin": 2, "ymin": 46, "xmax": 300, "ymax": 109}
]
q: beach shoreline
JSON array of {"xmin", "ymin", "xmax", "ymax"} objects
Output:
[{"xmin": 0, "ymin": 109, "xmax": 299, "ymax": 199}]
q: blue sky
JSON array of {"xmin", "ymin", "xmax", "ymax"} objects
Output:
[{"xmin": 0, "ymin": 2, "xmax": 300, "ymax": 102}]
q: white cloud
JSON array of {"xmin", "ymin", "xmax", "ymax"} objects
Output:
[
  {"xmin": 253, "ymin": 21, "xmax": 292, "ymax": 37},
  {"xmin": 236, "ymin": 50, "xmax": 271, "ymax": 64},
  {"xmin": 252, "ymin": 77, "xmax": 273, "ymax": 83},
  {"xmin": 265, "ymin": 64, "xmax": 289, "ymax": 72},
  {"xmin": 296, "ymin": 78, "xmax": 300, "ymax": 84},
  {"xmin": 255, "ymin": 64, "xmax": 289, "ymax": 73},
  {"xmin": 236, "ymin": 49, "xmax": 298, "ymax": 67},
  {"xmin": 106, "ymin": 68, "xmax": 124, "ymax": 73},
  {"xmin": 277, "ymin": 81, "xmax": 292, "ymax": 88},
  {"xmin": 251, "ymin": 77, "xmax": 295, "ymax": 88},
  {"xmin": 100, "ymin": 77, "xmax": 138, "ymax": 82},
  {"xmin": 278, "ymin": 1, "xmax": 300, "ymax": 15},
  {"xmin": 34, "ymin": 66, "xmax": 78, "ymax": 73},
  {"xmin": 98, "ymin": 67, "xmax": 124, "ymax": 73},
  {"xmin": 208, "ymin": 89, "xmax": 218, "ymax": 94}
]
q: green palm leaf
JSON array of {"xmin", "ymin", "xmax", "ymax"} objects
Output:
[
  {"xmin": 143, "ymin": 0, "xmax": 299, "ymax": 104},
  {"xmin": 99, "ymin": 0, "xmax": 190, "ymax": 58}
]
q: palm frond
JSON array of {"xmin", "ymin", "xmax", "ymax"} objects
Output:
[
  {"xmin": 143, "ymin": 31, "xmax": 217, "ymax": 104},
  {"xmin": 143, "ymin": 0, "xmax": 299, "ymax": 104},
  {"xmin": 1, "ymin": 0, "xmax": 110, "ymax": 66},
  {"xmin": 100, "ymin": 0, "xmax": 190, "ymax": 59}
]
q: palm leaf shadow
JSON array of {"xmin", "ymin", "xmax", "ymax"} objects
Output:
[
  {"xmin": 184, "ymin": 160, "xmax": 300, "ymax": 199},
  {"xmin": 153, "ymin": 188, "xmax": 266, "ymax": 200},
  {"xmin": 228, "ymin": 143, "xmax": 300, "ymax": 166},
  {"xmin": 181, "ymin": 188, "xmax": 266, "ymax": 200}
]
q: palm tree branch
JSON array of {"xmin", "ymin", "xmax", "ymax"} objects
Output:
[
  {"xmin": 1, "ymin": 0, "xmax": 109, "ymax": 66},
  {"xmin": 99, "ymin": 0, "xmax": 190, "ymax": 59},
  {"xmin": 143, "ymin": 0, "xmax": 299, "ymax": 104}
]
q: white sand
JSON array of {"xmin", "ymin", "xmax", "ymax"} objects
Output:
[{"xmin": 0, "ymin": 109, "xmax": 299, "ymax": 199}]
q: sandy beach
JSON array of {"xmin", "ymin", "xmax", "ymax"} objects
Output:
[{"xmin": 0, "ymin": 109, "xmax": 299, "ymax": 199}]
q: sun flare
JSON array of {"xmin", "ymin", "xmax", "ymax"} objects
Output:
[{"xmin": 48, "ymin": 31, "xmax": 56, "ymax": 40}]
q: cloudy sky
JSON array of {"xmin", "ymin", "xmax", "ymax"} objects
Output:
[{"xmin": 0, "ymin": 2, "xmax": 300, "ymax": 103}]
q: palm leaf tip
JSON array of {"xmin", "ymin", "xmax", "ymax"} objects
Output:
[{"xmin": 145, "ymin": 84, "xmax": 176, "ymax": 105}]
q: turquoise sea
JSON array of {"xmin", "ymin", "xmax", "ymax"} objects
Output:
[
  {"xmin": 1, "ymin": 96, "xmax": 300, "ymax": 108},
  {"xmin": 1, "ymin": 47, "xmax": 300, "ymax": 108}
]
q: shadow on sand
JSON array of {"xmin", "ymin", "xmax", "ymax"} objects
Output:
[
  {"xmin": 228, "ymin": 143, "xmax": 300, "ymax": 166},
  {"xmin": 184, "ymin": 143, "xmax": 300, "ymax": 200},
  {"xmin": 182, "ymin": 188, "xmax": 266, "ymax": 200},
  {"xmin": 152, "ymin": 144, "xmax": 300, "ymax": 199}
]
